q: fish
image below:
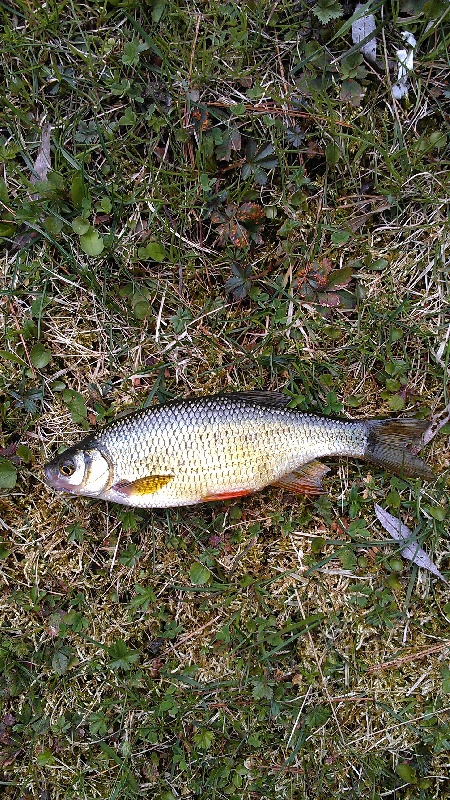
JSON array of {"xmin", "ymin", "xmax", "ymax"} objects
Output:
[{"xmin": 43, "ymin": 391, "xmax": 434, "ymax": 509}]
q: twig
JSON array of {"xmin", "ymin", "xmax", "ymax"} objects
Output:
[
  {"xmin": 206, "ymin": 101, "xmax": 351, "ymax": 126},
  {"xmin": 368, "ymin": 642, "xmax": 449, "ymax": 673},
  {"xmin": 188, "ymin": 14, "xmax": 202, "ymax": 82},
  {"xmin": 176, "ymin": 614, "xmax": 221, "ymax": 646}
]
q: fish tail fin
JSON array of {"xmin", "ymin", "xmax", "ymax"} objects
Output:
[{"xmin": 364, "ymin": 419, "xmax": 433, "ymax": 480}]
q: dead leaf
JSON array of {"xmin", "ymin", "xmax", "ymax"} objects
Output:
[
  {"xmin": 31, "ymin": 123, "xmax": 52, "ymax": 186},
  {"xmin": 317, "ymin": 292, "xmax": 341, "ymax": 307},
  {"xmin": 374, "ymin": 504, "xmax": 448, "ymax": 584},
  {"xmin": 236, "ymin": 203, "xmax": 265, "ymax": 223}
]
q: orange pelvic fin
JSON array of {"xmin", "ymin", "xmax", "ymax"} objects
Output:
[
  {"xmin": 273, "ymin": 461, "xmax": 330, "ymax": 497},
  {"xmin": 202, "ymin": 488, "xmax": 254, "ymax": 502},
  {"xmin": 113, "ymin": 474, "xmax": 173, "ymax": 497}
]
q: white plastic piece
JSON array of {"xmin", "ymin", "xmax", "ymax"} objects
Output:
[
  {"xmin": 392, "ymin": 31, "xmax": 417, "ymax": 100},
  {"xmin": 352, "ymin": 3, "xmax": 377, "ymax": 62}
]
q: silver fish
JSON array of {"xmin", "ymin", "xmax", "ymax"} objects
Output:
[{"xmin": 44, "ymin": 391, "xmax": 433, "ymax": 508}]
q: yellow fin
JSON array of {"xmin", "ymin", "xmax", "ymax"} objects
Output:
[
  {"xmin": 114, "ymin": 475, "xmax": 173, "ymax": 497},
  {"xmin": 273, "ymin": 461, "xmax": 330, "ymax": 497}
]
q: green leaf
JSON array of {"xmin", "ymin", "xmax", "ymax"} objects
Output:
[
  {"xmin": 311, "ymin": 536, "xmax": 326, "ymax": 553},
  {"xmin": 0, "ymin": 349, "xmax": 26, "ymax": 366},
  {"xmin": 340, "ymin": 51, "xmax": 363, "ymax": 79},
  {"xmin": 385, "ymin": 378, "xmax": 401, "ymax": 392},
  {"xmin": 30, "ymin": 342, "xmax": 51, "ymax": 369},
  {"xmin": 119, "ymin": 107, "xmax": 137, "ymax": 126},
  {"xmin": 62, "ymin": 389, "xmax": 88, "ymax": 428},
  {"xmin": 225, "ymin": 263, "xmax": 252, "ymax": 300},
  {"xmin": 0, "ymin": 543, "xmax": 10, "ymax": 559},
  {"xmin": 252, "ymin": 680, "xmax": 273, "ymax": 700},
  {"xmin": 325, "ymin": 142, "xmax": 340, "ymax": 166},
  {"xmin": 423, "ymin": 0, "xmax": 450, "ymax": 18},
  {"xmin": 16, "ymin": 444, "xmax": 33, "ymax": 463},
  {"xmin": 71, "ymin": 172, "xmax": 86, "ymax": 209},
  {"xmin": 331, "ymin": 229, "xmax": 350, "ymax": 245},
  {"xmin": 193, "ymin": 729, "xmax": 215, "ymax": 749},
  {"xmin": 327, "ymin": 266, "xmax": 353, "ymax": 288},
  {"xmin": 0, "ymin": 221, "xmax": 17, "ymax": 237},
  {"xmin": 138, "ymin": 241, "xmax": 167, "ymax": 262},
  {"xmin": 340, "ymin": 79, "xmax": 365, "ymax": 106},
  {"xmin": 368, "ymin": 257, "xmax": 389, "ymax": 271},
  {"xmin": 36, "ymin": 750, "xmax": 55, "ymax": 766},
  {"xmin": 441, "ymin": 664, "xmax": 450, "ymax": 693},
  {"xmin": 396, "ymin": 763, "xmax": 417, "ymax": 784},
  {"xmin": 130, "ymin": 584, "xmax": 156, "ymax": 611},
  {"xmin": 338, "ymin": 547, "xmax": 357, "ymax": 570},
  {"xmin": 133, "ymin": 300, "xmax": 151, "ymax": 320},
  {"xmin": 79, "ymin": 227, "xmax": 105, "ymax": 256},
  {"xmin": 313, "ymin": 0, "xmax": 343, "ymax": 24},
  {"xmin": 99, "ymin": 196, "xmax": 112, "ymax": 213},
  {"xmin": 189, "ymin": 562, "xmax": 211, "ymax": 585},
  {"xmin": 151, "ymin": 0, "xmax": 166, "ymax": 23},
  {"xmin": 390, "ymin": 327, "xmax": 403, "ymax": 342},
  {"xmin": 108, "ymin": 639, "xmax": 140, "ymax": 671},
  {"xmin": 52, "ymin": 650, "xmax": 69, "ymax": 675},
  {"xmin": 89, "ymin": 712, "xmax": 109, "ymax": 736},
  {"xmin": 119, "ymin": 543, "xmax": 143, "ymax": 567},
  {"xmin": 386, "ymin": 489, "xmax": 401, "ymax": 509},
  {"xmin": 348, "ymin": 519, "xmax": 370, "ymax": 538},
  {"xmin": 428, "ymin": 506, "xmax": 446, "ymax": 522},
  {"xmin": 72, "ymin": 216, "xmax": 90, "ymax": 235},
  {"xmin": 388, "ymin": 394, "xmax": 405, "ymax": 412},
  {"xmin": 216, "ymin": 127, "xmax": 241, "ymax": 160},
  {"xmin": 122, "ymin": 39, "xmax": 149, "ymax": 67},
  {"xmin": 44, "ymin": 216, "xmax": 63, "ymax": 236},
  {"xmin": 0, "ymin": 179, "xmax": 9, "ymax": 202},
  {"xmin": 253, "ymin": 144, "xmax": 278, "ymax": 167}
]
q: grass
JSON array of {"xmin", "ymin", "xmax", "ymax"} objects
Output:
[{"xmin": 1, "ymin": 0, "xmax": 450, "ymax": 797}]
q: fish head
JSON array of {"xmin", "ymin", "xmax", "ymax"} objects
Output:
[{"xmin": 44, "ymin": 446, "xmax": 112, "ymax": 497}]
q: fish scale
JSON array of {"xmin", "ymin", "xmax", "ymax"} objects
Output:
[{"xmin": 43, "ymin": 391, "xmax": 433, "ymax": 508}]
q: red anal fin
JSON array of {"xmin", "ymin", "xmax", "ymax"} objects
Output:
[
  {"xmin": 273, "ymin": 461, "xmax": 330, "ymax": 497},
  {"xmin": 202, "ymin": 488, "xmax": 254, "ymax": 502}
]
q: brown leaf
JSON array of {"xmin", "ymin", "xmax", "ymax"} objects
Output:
[
  {"xmin": 228, "ymin": 220, "xmax": 249, "ymax": 248},
  {"xmin": 317, "ymin": 292, "xmax": 341, "ymax": 307},
  {"xmin": 236, "ymin": 202, "xmax": 265, "ymax": 223},
  {"xmin": 211, "ymin": 211, "xmax": 226, "ymax": 224}
]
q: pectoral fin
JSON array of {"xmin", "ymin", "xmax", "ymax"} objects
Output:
[
  {"xmin": 273, "ymin": 461, "xmax": 330, "ymax": 497},
  {"xmin": 113, "ymin": 475, "xmax": 173, "ymax": 497}
]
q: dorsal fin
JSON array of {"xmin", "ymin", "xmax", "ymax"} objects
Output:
[{"xmin": 217, "ymin": 390, "xmax": 290, "ymax": 408}]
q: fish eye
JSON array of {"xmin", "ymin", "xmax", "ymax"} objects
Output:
[{"xmin": 59, "ymin": 461, "xmax": 75, "ymax": 477}]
